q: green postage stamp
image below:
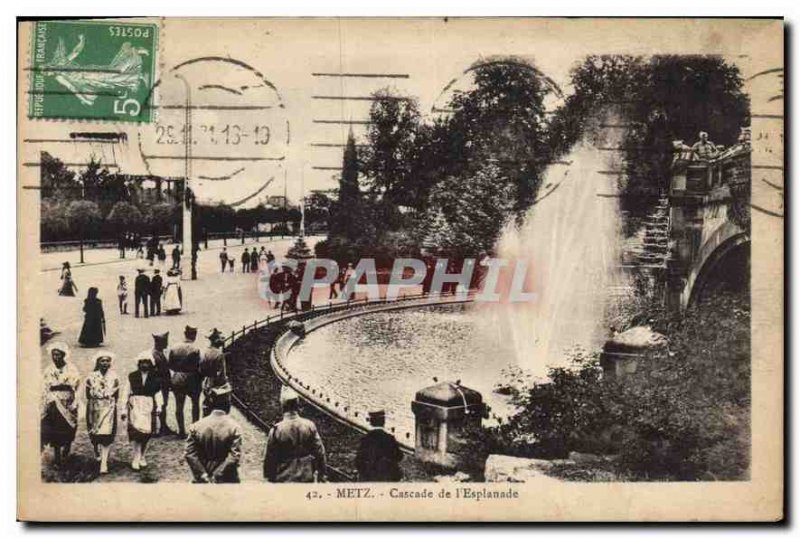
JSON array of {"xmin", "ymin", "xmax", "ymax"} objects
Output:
[{"xmin": 28, "ymin": 20, "xmax": 158, "ymax": 122}]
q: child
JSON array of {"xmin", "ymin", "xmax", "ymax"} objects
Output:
[{"xmin": 116, "ymin": 276, "xmax": 129, "ymax": 315}]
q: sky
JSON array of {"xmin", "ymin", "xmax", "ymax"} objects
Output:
[{"xmin": 19, "ymin": 18, "xmax": 778, "ymax": 207}]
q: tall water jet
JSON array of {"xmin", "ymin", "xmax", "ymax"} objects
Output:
[{"xmin": 480, "ymin": 115, "xmax": 631, "ymax": 379}]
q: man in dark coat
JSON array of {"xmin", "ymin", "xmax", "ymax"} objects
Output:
[
  {"xmin": 241, "ymin": 248, "xmax": 250, "ymax": 273},
  {"xmin": 263, "ymin": 388, "xmax": 326, "ymax": 483},
  {"xmin": 134, "ymin": 268, "xmax": 150, "ymax": 318},
  {"xmin": 171, "ymin": 244, "xmax": 181, "ymax": 270},
  {"xmin": 355, "ymin": 410, "xmax": 403, "ymax": 482},
  {"xmin": 184, "ymin": 388, "xmax": 242, "ymax": 483},
  {"xmin": 149, "ymin": 269, "xmax": 163, "ymax": 316},
  {"xmin": 199, "ymin": 328, "xmax": 228, "ymax": 417},
  {"xmin": 219, "ymin": 248, "xmax": 229, "ymax": 273},
  {"xmin": 168, "ymin": 325, "xmax": 202, "ymax": 437}
]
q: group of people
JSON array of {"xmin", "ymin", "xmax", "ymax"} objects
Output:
[
  {"xmin": 218, "ymin": 246, "xmax": 275, "ymax": 274},
  {"xmin": 41, "ymin": 325, "xmax": 231, "ymax": 475},
  {"xmin": 42, "ymin": 325, "xmax": 405, "ymax": 483},
  {"xmin": 190, "ymin": 384, "xmax": 404, "ymax": 484},
  {"xmin": 62, "ymin": 266, "xmax": 184, "ymax": 350},
  {"xmin": 124, "ymin": 236, "xmax": 182, "ymax": 272},
  {"xmin": 117, "ymin": 266, "xmax": 183, "ymax": 318}
]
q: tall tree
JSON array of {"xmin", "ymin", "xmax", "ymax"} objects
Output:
[
  {"xmin": 40, "ymin": 152, "xmax": 79, "ymax": 200},
  {"xmin": 444, "ymin": 58, "xmax": 553, "ymax": 212},
  {"xmin": 329, "ymin": 130, "xmax": 371, "ymax": 243},
  {"xmin": 66, "ymin": 200, "xmax": 102, "ymax": 263},
  {"xmin": 360, "ymin": 89, "xmax": 422, "ymax": 226}
]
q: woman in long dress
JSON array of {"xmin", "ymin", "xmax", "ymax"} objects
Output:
[
  {"xmin": 162, "ymin": 269, "xmax": 183, "ymax": 315},
  {"xmin": 58, "ymin": 262, "xmax": 78, "ymax": 297},
  {"xmin": 78, "ymin": 287, "xmax": 106, "ymax": 348},
  {"xmin": 85, "ymin": 352, "xmax": 122, "ymax": 474},
  {"xmin": 41, "ymin": 342, "xmax": 81, "ymax": 467},
  {"xmin": 127, "ymin": 352, "xmax": 163, "ymax": 471}
]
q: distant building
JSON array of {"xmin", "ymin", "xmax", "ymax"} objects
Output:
[{"xmin": 263, "ymin": 195, "xmax": 289, "ymax": 208}]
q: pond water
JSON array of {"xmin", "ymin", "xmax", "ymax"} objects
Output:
[{"xmin": 284, "ymin": 303, "xmax": 519, "ymax": 445}]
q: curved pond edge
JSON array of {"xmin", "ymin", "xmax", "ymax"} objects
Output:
[{"xmin": 270, "ymin": 294, "xmax": 476, "ymax": 451}]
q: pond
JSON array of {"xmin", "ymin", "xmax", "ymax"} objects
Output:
[{"xmin": 284, "ymin": 303, "xmax": 519, "ymax": 445}]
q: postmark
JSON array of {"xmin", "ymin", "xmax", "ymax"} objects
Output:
[
  {"xmin": 28, "ymin": 20, "xmax": 158, "ymax": 122},
  {"xmin": 137, "ymin": 56, "xmax": 289, "ymax": 205}
]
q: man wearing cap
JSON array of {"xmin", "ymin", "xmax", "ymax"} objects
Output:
[
  {"xmin": 356, "ymin": 410, "xmax": 404, "ymax": 482},
  {"xmin": 149, "ymin": 268, "xmax": 163, "ymax": 317},
  {"xmin": 184, "ymin": 388, "xmax": 242, "ymax": 483},
  {"xmin": 149, "ymin": 332, "xmax": 175, "ymax": 436},
  {"xmin": 134, "ymin": 268, "xmax": 150, "ymax": 318},
  {"xmin": 168, "ymin": 325, "xmax": 202, "ymax": 437},
  {"xmin": 200, "ymin": 328, "xmax": 229, "ymax": 417},
  {"xmin": 263, "ymin": 388, "xmax": 327, "ymax": 483}
]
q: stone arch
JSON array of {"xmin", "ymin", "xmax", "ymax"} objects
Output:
[{"xmin": 685, "ymin": 226, "xmax": 750, "ymax": 309}]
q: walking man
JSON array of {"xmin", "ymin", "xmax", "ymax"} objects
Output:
[
  {"xmin": 184, "ymin": 386, "xmax": 242, "ymax": 483},
  {"xmin": 149, "ymin": 269, "xmax": 163, "ymax": 316},
  {"xmin": 168, "ymin": 325, "xmax": 202, "ymax": 437},
  {"xmin": 171, "ymin": 244, "xmax": 182, "ymax": 270},
  {"xmin": 263, "ymin": 388, "xmax": 327, "ymax": 483},
  {"xmin": 134, "ymin": 268, "xmax": 150, "ymax": 318},
  {"xmin": 219, "ymin": 248, "xmax": 229, "ymax": 273},
  {"xmin": 355, "ymin": 410, "xmax": 403, "ymax": 482}
]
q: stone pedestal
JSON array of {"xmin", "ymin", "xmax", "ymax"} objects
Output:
[
  {"xmin": 600, "ymin": 326, "xmax": 668, "ymax": 379},
  {"xmin": 411, "ymin": 381, "xmax": 485, "ymax": 468}
]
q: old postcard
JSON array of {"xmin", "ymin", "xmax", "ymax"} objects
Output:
[{"xmin": 17, "ymin": 17, "xmax": 784, "ymax": 521}]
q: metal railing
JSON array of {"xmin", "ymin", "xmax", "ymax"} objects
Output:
[
  {"xmin": 221, "ymin": 288, "xmax": 476, "ymax": 481},
  {"xmin": 220, "ymin": 289, "xmax": 473, "ymax": 349}
]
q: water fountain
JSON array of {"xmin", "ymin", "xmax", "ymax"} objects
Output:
[
  {"xmin": 477, "ymin": 120, "xmax": 632, "ymax": 379},
  {"xmin": 281, "ymin": 115, "xmax": 634, "ymax": 440}
]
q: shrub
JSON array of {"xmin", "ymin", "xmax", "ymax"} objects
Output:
[{"xmin": 493, "ymin": 292, "xmax": 750, "ymax": 481}]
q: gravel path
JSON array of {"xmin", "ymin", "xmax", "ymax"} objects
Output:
[{"xmin": 40, "ymin": 236, "xmax": 322, "ymax": 483}]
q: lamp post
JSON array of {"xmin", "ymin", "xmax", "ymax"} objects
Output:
[{"xmin": 175, "ymin": 73, "xmax": 195, "ymax": 280}]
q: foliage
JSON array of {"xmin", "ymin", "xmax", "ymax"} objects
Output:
[
  {"xmin": 65, "ymin": 200, "xmax": 102, "ymax": 238},
  {"xmin": 106, "ymin": 201, "xmax": 143, "ymax": 233},
  {"xmin": 195, "ymin": 203, "xmax": 235, "ymax": 234},
  {"xmin": 39, "ymin": 153, "xmax": 180, "ymax": 241},
  {"xmin": 321, "ymin": 130, "xmax": 386, "ymax": 263},
  {"xmin": 548, "ymin": 55, "xmax": 749, "ymax": 233},
  {"xmin": 328, "ymin": 130, "xmax": 369, "ymax": 242},
  {"xmin": 40, "ymin": 199, "xmax": 71, "ymax": 241},
  {"xmin": 144, "ymin": 202, "xmax": 180, "ymax": 235},
  {"xmin": 304, "ymin": 191, "xmax": 333, "ymax": 231},
  {"xmin": 443, "ymin": 58, "xmax": 552, "ymax": 212},
  {"xmin": 492, "ymin": 292, "xmax": 751, "ymax": 481},
  {"xmin": 419, "ymin": 163, "xmax": 515, "ymax": 257},
  {"xmin": 324, "ymin": 57, "xmax": 555, "ymax": 261},
  {"xmin": 361, "ymin": 89, "xmax": 423, "ymax": 225},
  {"xmin": 286, "ymin": 236, "xmax": 313, "ymax": 260}
]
